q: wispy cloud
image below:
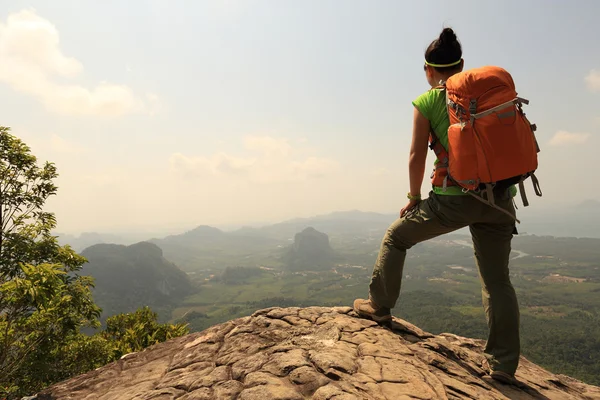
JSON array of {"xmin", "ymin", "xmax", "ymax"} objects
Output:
[
  {"xmin": 19, "ymin": 131, "xmax": 87, "ymax": 157},
  {"xmin": 549, "ymin": 130, "xmax": 591, "ymax": 146},
  {"xmin": 585, "ymin": 69, "xmax": 600, "ymax": 93},
  {"xmin": 0, "ymin": 9, "xmax": 158, "ymax": 116},
  {"xmin": 48, "ymin": 134, "xmax": 87, "ymax": 154},
  {"xmin": 169, "ymin": 136, "xmax": 339, "ymax": 183},
  {"xmin": 170, "ymin": 152, "xmax": 256, "ymax": 177},
  {"xmin": 371, "ymin": 167, "xmax": 391, "ymax": 177}
]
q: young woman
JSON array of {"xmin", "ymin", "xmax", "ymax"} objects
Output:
[{"xmin": 353, "ymin": 28, "xmax": 520, "ymax": 383}]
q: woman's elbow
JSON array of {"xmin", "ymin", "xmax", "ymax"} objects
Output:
[{"xmin": 409, "ymin": 150, "xmax": 427, "ymax": 164}]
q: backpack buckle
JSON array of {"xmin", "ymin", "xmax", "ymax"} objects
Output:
[{"xmin": 469, "ymin": 99, "xmax": 477, "ymax": 114}]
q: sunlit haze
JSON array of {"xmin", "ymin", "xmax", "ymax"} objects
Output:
[{"xmin": 1, "ymin": 0, "xmax": 598, "ymax": 234}]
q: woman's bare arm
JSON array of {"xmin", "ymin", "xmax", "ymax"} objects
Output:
[
  {"xmin": 400, "ymin": 107, "xmax": 431, "ymax": 217},
  {"xmin": 409, "ymin": 107, "xmax": 430, "ymax": 197}
]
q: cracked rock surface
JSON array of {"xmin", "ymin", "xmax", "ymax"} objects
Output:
[{"xmin": 36, "ymin": 307, "xmax": 600, "ymax": 399}]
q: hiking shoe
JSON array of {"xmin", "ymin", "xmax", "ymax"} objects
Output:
[
  {"xmin": 353, "ymin": 298, "xmax": 392, "ymax": 323},
  {"xmin": 490, "ymin": 370, "xmax": 518, "ymax": 385}
]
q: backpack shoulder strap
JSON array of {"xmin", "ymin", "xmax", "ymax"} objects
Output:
[{"xmin": 428, "ymin": 129, "xmax": 449, "ymax": 166}]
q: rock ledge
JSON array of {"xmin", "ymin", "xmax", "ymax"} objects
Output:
[{"xmin": 37, "ymin": 306, "xmax": 600, "ymax": 399}]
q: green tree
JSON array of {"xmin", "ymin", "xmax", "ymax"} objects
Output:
[
  {"xmin": 0, "ymin": 127, "xmax": 190, "ymax": 397},
  {"xmin": 0, "ymin": 126, "xmax": 100, "ymax": 397},
  {"xmin": 102, "ymin": 306, "xmax": 189, "ymax": 359}
]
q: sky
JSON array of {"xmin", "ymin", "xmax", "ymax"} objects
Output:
[{"xmin": 0, "ymin": 0, "xmax": 598, "ymax": 234}]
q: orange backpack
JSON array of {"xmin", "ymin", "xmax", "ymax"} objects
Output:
[{"xmin": 429, "ymin": 66, "xmax": 542, "ymax": 222}]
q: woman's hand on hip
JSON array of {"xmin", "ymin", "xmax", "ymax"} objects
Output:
[{"xmin": 400, "ymin": 199, "xmax": 421, "ymax": 218}]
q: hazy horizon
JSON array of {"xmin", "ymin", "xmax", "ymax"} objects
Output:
[
  {"xmin": 2, "ymin": 1, "xmax": 599, "ymax": 234},
  {"xmin": 54, "ymin": 202, "xmax": 600, "ymax": 243}
]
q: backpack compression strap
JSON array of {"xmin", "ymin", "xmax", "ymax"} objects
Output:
[
  {"xmin": 465, "ymin": 190, "xmax": 521, "ymax": 224},
  {"xmin": 428, "ymin": 130, "xmax": 454, "ymax": 190}
]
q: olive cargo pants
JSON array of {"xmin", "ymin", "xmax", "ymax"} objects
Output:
[{"xmin": 368, "ymin": 191, "xmax": 520, "ymax": 375}]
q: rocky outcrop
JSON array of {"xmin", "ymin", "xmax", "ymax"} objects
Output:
[
  {"xmin": 284, "ymin": 228, "xmax": 337, "ymax": 271},
  {"xmin": 36, "ymin": 307, "xmax": 599, "ymax": 399},
  {"xmin": 80, "ymin": 242, "xmax": 195, "ymax": 319}
]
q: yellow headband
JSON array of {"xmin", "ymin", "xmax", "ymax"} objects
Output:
[{"xmin": 424, "ymin": 59, "xmax": 462, "ymax": 68}]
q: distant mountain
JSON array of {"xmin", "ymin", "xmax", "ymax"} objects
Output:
[
  {"xmin": 578, "ymin": 199, "xmax": 600, "ymax": 209},
  {"xmin": 148, "ymin": 212, "xmax": 395, "ymax": 272},
  {"xmin": 80, "ymin": 242, "xmax": 196, "ymax": 320},
  {"xmin": 150, "ymin": 225, "xmax": 284, "ymax": 271},
  {"xmin": 283, "ymin": 227, "xmax": 338, "ymax": 271},
  {"xmin": 56, "ymin": 232, "xmax": 128, "ymax": 252},
  {"xmin": 234, "ymin": 210, "xmax": 396, "ymax": 240},
  {"xmin": 160, "ymin": 225, "xmax": 226, "ymax": 245}
]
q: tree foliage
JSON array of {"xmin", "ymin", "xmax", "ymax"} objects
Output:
[
  {"xmin": 0, "ymin": 264, "xmax": 100, "ymax": 394},
  {"xmin": 1, "ymin": 127, "xmax": 64, "ymax": 276},
  {"xmin": 0, "ymin": 127, "xmax": 188, "ymax": 398},
  {"xmin": 102, "ymin": 306, "xmax": 189, "ymax": 359},
  {"xmin": 0, "ymin": 126, "xmax": 101, "ymax": 396}
]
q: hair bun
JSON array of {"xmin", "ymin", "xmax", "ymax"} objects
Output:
[{"xmin": 439, "ymin": 28, "xmax": 457, "ymax": 44}]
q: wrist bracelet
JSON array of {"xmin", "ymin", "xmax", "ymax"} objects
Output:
[{"xmin": 407, "ymin": 192, "xmax": 421, "ymax": 201}]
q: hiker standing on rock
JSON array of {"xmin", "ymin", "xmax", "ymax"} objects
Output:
[{"xmin": 354, "ymin": 27, "xmax": 541, "ymax": 384}]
